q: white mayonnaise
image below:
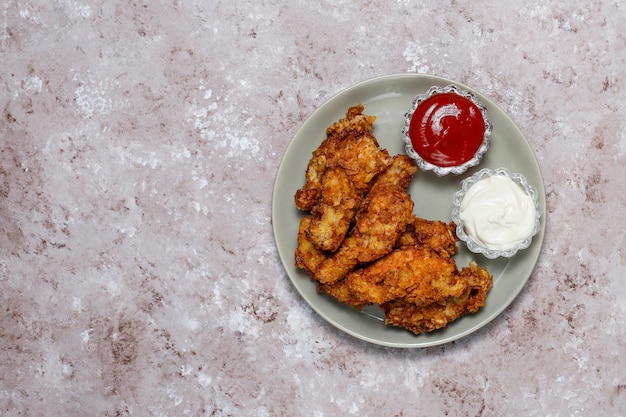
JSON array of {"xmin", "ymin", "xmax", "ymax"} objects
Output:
[{"xmin": 460, "ymin": 175, "xmax": 536, "ymax": 250}]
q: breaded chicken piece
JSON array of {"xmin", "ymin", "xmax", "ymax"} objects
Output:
[
  {"xmin": 380, "ymin": 262, "xmax": 493, "ymax": 334},
  {"xmin": 370, "ymin": 154, "xmax": 417, "ymax": 191},
  {"xmin": 295, "ymin": 216, "xmax": 368, "ymax": 309},
  {"xmin": 294, "ymin": 104, "xmax": 391, "ymax": 211},
  {"xmin": 396, "ymin": 217, "xmax": 459, "ymax": 255},
  {"xmin": 306, "ymin": 166, "xmax": 362, "ymax": 252},
  {"xmin": 314, "ymin": 182, "xmax": 414, "ymax": 284},
  {"xmin": 295, "ymin": 216, "xmax": 328, "ymax": 277},
  {"xmin": 325, "ymin": 104, "xmax": 377, "ymax": 138},
  {"xmin": 336, "ymin": 131, "xmax": 392, "ymax": 193},
  {"xmin": 316, "ymin": 280, "xmax": 369, "ymax": 310},
  {"xmin": 345, "ymin": 246, "xmax": 468, "ymax": 306}
]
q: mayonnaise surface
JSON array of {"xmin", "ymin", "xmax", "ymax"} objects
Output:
[{"xmin": 460, "ymin": 175, "xmax": 536, "ymax": 250}]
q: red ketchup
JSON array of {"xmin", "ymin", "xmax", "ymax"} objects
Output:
[{"xmin": 409, "ymin": 93, "xmax": 486, "ymax": 167}]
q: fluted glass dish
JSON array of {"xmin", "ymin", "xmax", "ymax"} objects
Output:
[
  {"xmin": 402, "ymin": 85, "xmax": 492, "ymax": 176},
  {"xmin": 451, "ymin": 167, "xmax": 542, "ymax": 259}
]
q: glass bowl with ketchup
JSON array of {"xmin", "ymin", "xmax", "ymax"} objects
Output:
[
  {"xmin": 451, "ymin": 167, "xmax": 542, "ymax": 259},
  {"xmin": 402, "ymin": 85, "xmax": 492, "ymax": 176}
]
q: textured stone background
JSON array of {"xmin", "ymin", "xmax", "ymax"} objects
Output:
[{"xmin": 1, "ymin": 1, "xmax": 625, "ymax": 416}]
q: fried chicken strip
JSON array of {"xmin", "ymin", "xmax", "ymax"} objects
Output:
[
  {"xmin": 325, "ymin": 104, "xmax": 377, "ymax": 138},
  {"xmin": 335, "ymin": 131, "xmax": 392, "ymax": 193},
  {"xmin": 295, "ymin": 216, "xmax": 328, "ymax": 277},
  {"xmin": 380, "ymin": 262, "xmax": 493, "ymax": 334},
  {"xmin": 346, "ymin": 245, "xmax": 477, "ymax": 306},
  {"xmin": 315, "ymin": 280, "xmax": 369, "ymax": 310},
  {"xmin": 370, "ymin": 154, "xmax": 417, "ymax": 191},
  {"xmin": 294, "ymin": 104, "xmax": 391, "ymax": 211},
  {"xmin": 306, "ymin": 166, "xmax": 361, "ymax": 251},
  {"xmin": 295, "ymin": 216, "xmax": 367, "ymax": 309},
  {"xmin": 396, "ymin": 217, "xmax": 459, "ymax": 255}
]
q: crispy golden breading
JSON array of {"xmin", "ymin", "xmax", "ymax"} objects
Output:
[
  {"xmin": 336, "ymin": 131, "xmax": 393, "ymax": 192},
  {"xmin": 370, "ymin": 154, "xmax": 417, "ymax": 191},
  {"xmin": 294, "ymin": 104, "xmax": 392, "ymax": 211},
  {"xmin": 314, "ymin": 182, "xmax": 414, "ymax": 284},
  {"xmin": 396, "ymin": 217, "xmax": 459, "ymax": 255},
  {"xmin": 316, "ymin": 280, "xmax": 369, "ymax": 310},
  {"xmin": 295, "ymin": 216, "xmax": 368, "ymax": 309},
  {"xmin": 325, "ymin": 104, "xmax": 377, "ymax": 138},
  {"xmin": 306, "ymin": 166, "xmax": 362, "ymax": 252},
  {"xmin": 380, "ymin": 262, "xmax": 492, "ymax": 334},
  {"xmin": 295, "ymin": 216, "xmax": 328, "ymax": 277},
  {"xmin": 294, "ymin": 133, "xmax": 344, "ymax": 212},
  {"xmin": 345, "ymin": 247, "xmax": 466, "ymax": 306}
]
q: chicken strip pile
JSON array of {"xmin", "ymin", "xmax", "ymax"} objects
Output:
[
  {"xmin": 295, "ymin": 104, "xmax": 393, "ymax": 253},
  {"xmin": 314, "ymin": 181, "xmax": 415, "ymax": 285},
  {"xmin": 294, "ymin": 104, "xmax": 493, "ymax": 335}
]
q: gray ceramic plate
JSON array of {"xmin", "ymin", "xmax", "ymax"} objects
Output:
[{"xmin": 272, "ymin": 74, "xmax": 546, "ymax": 348}]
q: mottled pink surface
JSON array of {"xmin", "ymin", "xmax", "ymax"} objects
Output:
[{"xmin": 1, "ymin": 1, "xmax": 625, "ymax": 416}]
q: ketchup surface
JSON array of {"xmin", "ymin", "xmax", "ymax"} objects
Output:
[{"xmin": 409, "ymin": 93, "xmax": 486, "ymax": 167}]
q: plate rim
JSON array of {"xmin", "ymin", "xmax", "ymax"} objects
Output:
[{"xmin": 272, "ymin": 73, "xmax": 546, "ymax": 348}]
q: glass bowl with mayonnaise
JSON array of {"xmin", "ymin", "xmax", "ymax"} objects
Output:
[
  {"xmin": 402, "ymin": 85, "xmax": 492, "ymax": 176},
  {"xmin": 451, "ymin": 167, "xmax": 542, "ymax": 259}
]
